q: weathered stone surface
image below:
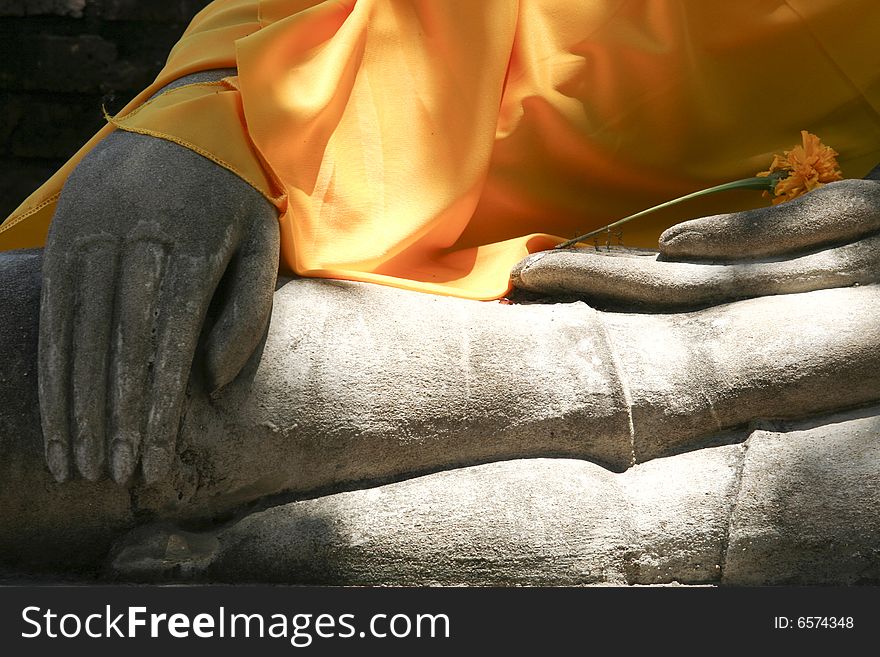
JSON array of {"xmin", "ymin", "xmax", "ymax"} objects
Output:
[
  {"xmin": 152, "ymin": 276, "xmax": 633, "ymax": 518},
  {"xmin": 110, "ymin": 446, "xmax": 742, "ymax": 585},
  {"xmin": 38, "ymin": 75, "xmax": 278, "ymax": 485},
  {"xmin": 513, "ymin": 180, "xmax": 880, "ymax": 309},
  {"xmin": 2, "ymin": 0, "xmax": 874, "ymax": 588},
  {"xmin": 617, "ymin": 446, "xmax": 741, "ymax": 584},
  {"xmin": 723, "ymin": 415, "xmax": 880, "ymax": 585},
  {"xmin": 512, "ymin": 236, "xmax": 880, "ymax": 310},
  {"xmin": 659, "ymin": 179, "xmax": 880, "ymax": 260},
  {"xmin": 109, "ymin": 408, "xmax": 880, "ymax": 586},
  {"xmin": 2, "ymin": 243, "xmax": 880, "ymax": 583},
  {"xmin": 604, "ymin": 286, "xmax": 880, "ymax": 462},
  {"xmin": 0, "ymin": 250, "xmax": 133, "ymax": 575}
]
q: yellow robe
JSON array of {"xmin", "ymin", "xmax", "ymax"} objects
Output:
[{"xmin": 2, "ymin": 0, "xmax": 879, "ymax": 300}]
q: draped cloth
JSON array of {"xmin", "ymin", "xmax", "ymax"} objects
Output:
[{"xmin": 2, "ymin": 0, "xmax": 879, "ymax": 299}]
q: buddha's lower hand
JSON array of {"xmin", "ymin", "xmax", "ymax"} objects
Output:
[
  {"xmin": 38, "ymin": 130, "xmax": 279, "ymax": 486},
  {"xmin": 512, "ymin": 178, "xmax": 880, "ymax": 309}
]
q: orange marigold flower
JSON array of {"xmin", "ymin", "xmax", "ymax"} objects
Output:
[{"xmin": 757, "ymin": 130, "xmax": 843, "ymax": 205}]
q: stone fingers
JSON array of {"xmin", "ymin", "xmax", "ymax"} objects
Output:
[
  {"xmin": 658, "ymin": 178, "xmax": 880, "ymax": 261},
  {"xmin": 108, "ymin": 237, "xmax": 170, "ymax": 484},
  {"xmin": 38, "ymin": 250, "xmax": 75, "ymax": 482},
  {"xmin": 204, "ymin": 213, "xmax": 280, "ymax": 393},
  {"xmin": 39, "ymin": 222, "xmax": 228, "ymax": 485},
  {"xmin": 70, "ymin": 237, "xmax": 119, "ymax": 480},
  {"xmin": 140, "ymin": 255, "xmax": 225, "ymax": 485},
  {"xmin": 511, "ymin": 233, "xmax": 880, "ymax": 310}
]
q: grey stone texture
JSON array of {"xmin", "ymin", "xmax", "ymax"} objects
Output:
[
  {"xmin": 604, "ymin": 286, "xmax": 880, "ymax": 462},
  {"xmin": 39, "ymin": 122, "xmax": 278, "ymax": 485},
  {"xmin": 109, "ymin": 408, "xmax": 880, "ymax": 586},
  {"xmin": 512, "ymin": 235, "xmax": 880, "ymax": 310},
  {"xmin": 4, "ymin": 12, "xmax": 880, "ymax": 583},
  {"xmin": 724, "ymin": 417, "xmax": 880, "ymax": 585},
  {"xmin": 112, "ymin": 447, "xmax": 745, "ymax": 585},
  {"xmin": 659, "ymin": 179, "xmax": 880, "ymax": 260},
  {"xmin": 0, "ymin": 250, "xmax": 133, "ymax": 573},
  {"xmin": 1, "ymin": 245, "xmax": 879, "ymax": 583},
  {"xmin": 512, "ymin": 180, "xmax": 880, "ymax": 310}
]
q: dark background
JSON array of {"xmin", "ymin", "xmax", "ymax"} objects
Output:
[{"xmin": 0, "ymin": 0, "xmax": 213, "ymax": 219}]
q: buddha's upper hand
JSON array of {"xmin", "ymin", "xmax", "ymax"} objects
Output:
[
  {"xmin": 39, "ymin": 130, "xmax": 280, "ymax": 485},
  {"xmin": 511, "ymin": 178, "xmax": 880, "ymax": 309}
]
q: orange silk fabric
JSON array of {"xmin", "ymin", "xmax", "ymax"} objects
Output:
[{"xmin": 3, "ymin": 0, "xmax": 880, "ymax": 299}]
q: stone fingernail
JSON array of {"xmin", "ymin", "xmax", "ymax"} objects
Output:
[
  {"xmin": 46, "ymin": 440, "xmax": 69, "ymax": 482},
  {"xmin": 74, "ymin": 437, "xmax": 105, "ymax": 482},
  {"xmin": 111, "ymin": 441, "xmax": 135, "ymax": 484}
]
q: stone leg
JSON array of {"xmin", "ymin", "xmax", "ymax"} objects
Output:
[
  {"xmin": 166, "ymin": 277, "xmax": 880, "ymax": 514},
  {"xmin": 110, "ymin": 407, "xmax": 880, "ymax": 585},
  {"xmin": 1, "ymin": 248, "xmax": 879, "ymax": 575}
]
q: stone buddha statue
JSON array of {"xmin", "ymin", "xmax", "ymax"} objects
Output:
[
  {"xmin": 1, "ymin": 1, "xmax": 880, "ymax": 583},
  {"xmin": 0, "ymin": 117, "xmax": 878, "ymax": 583}
]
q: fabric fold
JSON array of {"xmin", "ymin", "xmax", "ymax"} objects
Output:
[{"xmin": 2, "ymin": 0, "xmax": 880, "ymax": 300}]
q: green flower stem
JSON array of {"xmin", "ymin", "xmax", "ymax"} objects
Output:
[{"xmin": 553, "ymin": 174, "xmax": 782, "ymax": 250}]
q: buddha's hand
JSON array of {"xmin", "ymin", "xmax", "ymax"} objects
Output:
[
  {"xmin": 39, "ymin": 130, "xmax": 279, "ymax": 485},
  {"xmin": 511, "ymin": 178, "xmax": 880, "ymax": 309}
]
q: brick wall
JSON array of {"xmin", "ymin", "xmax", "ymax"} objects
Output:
[{"xmin": 0, "ymin": 0, "xmax": 213, "ymax": 219}]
